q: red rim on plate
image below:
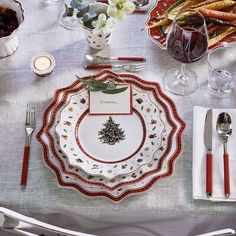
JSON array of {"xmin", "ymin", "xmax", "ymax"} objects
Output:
[
  {"xmin": 37, "ymin": 70, "xmax": 185, "ymax": 202},
  {"xmin": 44, "ymin": 77, "xmax": 174, "ymax": 189},
  {"xmin": 145, "ymin": 0, "xmax": 236, "ymax": 49},
  {"xmin": 74, "ymin": 108, "xmax": 147, "ymax": 164},
  {"xmin": 54, "ymin": 76, "xmax": 171, "ymax": 179},
  {"xmin": 41, "ymin": 73, "xmax": 177, "ymax": 189},
  {"xmin": 36, "ymin": 71, "xmax": 186, "ymax": 202}
]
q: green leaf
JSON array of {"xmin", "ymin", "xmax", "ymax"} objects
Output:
[
  {"xmin": 76, "ymin": 76, "xmax": 94, "ymax": 87},
  {"xmin": 83, "ymin": 19, "xmax": 95, "ymax": 29},
  {"xmin": 86, "ymin": 87, "xmax": 103, "ymax": 92},
  {"xmin": 64, "ymin": 4, "xmax": 74, "ymax": 17},
  {"xmin": 82, "ymin": 10, "xmax": 97, "ymax": 23},
  {"xmin": 76, "ymin": 76, "xmax": 128, "ymax": 94},
  {"xmin": 102, "ymin": 87, "xmax": 128, "ymax": 94},
  {"xmin": 90, "ymin": 77, "xmax": 108, "ymax": 89},
  {"xmin": 76, "ymin": 5, "xmax": 90, "ymax": 18},
  {"xmin": 70, "ymin": 0, "xmax": 79, "ymax": 8},
  {"xmin": 77, "ymin": 3, "xmax": 89, "ymax": 11}
]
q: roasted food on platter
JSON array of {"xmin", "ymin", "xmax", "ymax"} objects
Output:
[{"xmin": 147, "ymin": 0, "xmax": 236, "ymax": 47}]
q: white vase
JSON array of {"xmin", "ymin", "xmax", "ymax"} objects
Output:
[
  {"xmin": 81, "ymin": 3, "xmax": 113, "ymax": 50},
  {"xmin": 0, "ymin": 0, "xmax": 24, "ymax": 58}
]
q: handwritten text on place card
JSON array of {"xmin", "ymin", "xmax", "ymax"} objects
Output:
[{"xmin": 89, "ymin": 85, "xmax": 132, "ymax": 115}]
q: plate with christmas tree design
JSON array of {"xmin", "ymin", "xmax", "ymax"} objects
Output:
[
  {"xmin": 55, "ymin": 83, "xmax": 166, "ymax": 179},
  {"xmin": 39, "ymin": 71, "xmax": 174, "ymax": 192},
  {"xmin": 37, "ymin": 70, "xmax": 185, "ymax": 201}
]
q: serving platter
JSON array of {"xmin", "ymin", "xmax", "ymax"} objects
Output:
[
  {"xmin": 37, "ymin": 70, "xmax": 185, "ymax": 202},
  {"xmin": 145, "ymin": 0, "xmax": 236, "ymax": 49}
]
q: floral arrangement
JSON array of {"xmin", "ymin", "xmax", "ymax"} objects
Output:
[{"xmin": 64, "ymin": 0, "xmax": 135, "ymax": 32}]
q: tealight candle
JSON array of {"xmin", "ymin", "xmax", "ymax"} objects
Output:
[{"xmin": 30, "ymin": 53, "xmax": 55, "ymax": 76}]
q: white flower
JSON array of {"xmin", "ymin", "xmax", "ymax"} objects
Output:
[
  {"xmin": 92, "ymin": 13, "xmax": 114, "ymax": 33},
  {"xmin": 107, "ymin": 0, "xmax": 135, "ymax": 21}
]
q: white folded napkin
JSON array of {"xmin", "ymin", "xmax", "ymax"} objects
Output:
[{"xmin": 193, "ymin": 106, "xmax": 236, "ymax": 201}]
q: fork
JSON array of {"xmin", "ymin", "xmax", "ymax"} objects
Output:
[
  {"xmin": 21, "ymin": 104, "xmax": 35, "ymax": 188},
  {"xmin": 84, "ymin": 63, "xmax": 147, "ymax": 72}
]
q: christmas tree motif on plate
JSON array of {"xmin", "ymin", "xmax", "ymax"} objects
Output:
[{"xmin": 98, "ymin": 116, "xmax": 125, "ymax": 145}]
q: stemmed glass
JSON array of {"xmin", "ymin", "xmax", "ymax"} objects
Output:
[{"xmin": 164, "ymin": 10, "xmax": 208, "ymax": 95}]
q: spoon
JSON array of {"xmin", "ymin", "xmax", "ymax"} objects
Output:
[
  {"xmin": 216, "ymin": 112, "xmax": 232, "ymax": 198},
  {"xmin": 85, "ymin": 54, "xmax": 146, "ymax": 64}
]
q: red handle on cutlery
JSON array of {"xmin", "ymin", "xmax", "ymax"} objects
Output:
[
  {"xmin": 96, "ymin": 0, "xmax": 108, "ymax": 2},
  {"xmin": 117, "ymin": 57, "xmax": 146, "ymax": 61},
  {"xmin": 133, "ymin": 9, "xmax": 147, "ymax": 14},
  {"xmin": 85, "ymin": 64, "xmax": 113, "ymax": 70},
  {"xmin": 206, "ymin": 153, "xmax": 213, "ymax": 197},
  {"xmin": 223, "ymin": 153, "xmax": 230, "ymax": 197},
  {"xmin": 21, "ymin": 146, "xmax": 30, "ymax": 187}
]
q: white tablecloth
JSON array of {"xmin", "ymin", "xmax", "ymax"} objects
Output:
[{"xmin": 1, "ymin": 0, "xmax": 236, "ymax": 229}]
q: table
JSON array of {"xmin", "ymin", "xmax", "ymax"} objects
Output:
[{"xmin": 1, "ymin": 0, "xmax": 236, "ymax": 234}]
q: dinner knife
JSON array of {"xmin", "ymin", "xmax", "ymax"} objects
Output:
[{"xmin": 204, "ymin": 109, "xmax": 213, "ymax": 197}]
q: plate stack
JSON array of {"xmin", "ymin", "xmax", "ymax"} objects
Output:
[{"xmin": 37, "ymin": 70, "xmax": 185, "ymax": 202}]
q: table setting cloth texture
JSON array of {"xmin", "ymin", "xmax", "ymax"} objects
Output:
[{"xmin": 0, "ymin": 0, "xmax": 236, "ymax": 224}]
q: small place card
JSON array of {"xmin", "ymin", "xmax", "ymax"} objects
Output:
[{"xmin": 89, "ymin": 85, "xmax": 132, "ymax": 115}]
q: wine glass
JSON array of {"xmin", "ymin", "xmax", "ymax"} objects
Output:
[{"xmin": 164, "ymin": 9, "xmax": 208, "ymax": 95}]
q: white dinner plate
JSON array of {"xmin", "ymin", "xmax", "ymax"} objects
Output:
[{"xmin": 55, "ymin": 83, "xmax": 166, "ymax": 178}]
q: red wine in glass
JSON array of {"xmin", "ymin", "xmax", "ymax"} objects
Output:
[
  {"xmin": 164, "ymin": 10, "xmax": 208, "ymax": 95},
  {"xmin": 167, "ymin": 26, "xmax": 208, "ymax": 64}
]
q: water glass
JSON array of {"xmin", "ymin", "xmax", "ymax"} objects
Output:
[{"xmin": 208, "ymin": 44, "xmax": 236, "ymax": 97}]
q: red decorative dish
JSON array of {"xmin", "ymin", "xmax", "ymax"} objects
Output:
[
  {"xmin": 146, "ymin": 0, "xmax": 236, "ymax": 49},
  {"xmin": 37, "ymin": 70, "xmax": 185, "ymax": 202}
]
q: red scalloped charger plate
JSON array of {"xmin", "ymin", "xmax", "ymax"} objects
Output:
[{"xmin": 37, "ymin": 70, "xmax": 186, "ymax": 202}]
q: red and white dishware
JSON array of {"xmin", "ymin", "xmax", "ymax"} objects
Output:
[{"xmin": 37, "ymin": 70, "xmax": 185, "ymax": 202}]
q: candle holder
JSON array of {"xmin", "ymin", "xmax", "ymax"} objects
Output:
[{"xmin": 30, "ymin": 53, "xmax": 56, "ymax": 77}]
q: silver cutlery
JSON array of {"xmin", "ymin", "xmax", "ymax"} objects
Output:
[
  {"xmin": 85, "ymin": 54, "xmax": 146, "ymax": 64},
  {"xmin": 84, "ymin": 63, "xmax": 146, "ymax": 72},
  {"xmin": 21, "ymin": 104, "xmax": 35, "ymax": 188},
  {"xmin": 134, "ymin": 0, "xmax": 149, "ymax": 8},
  {"xmin": 204, "ymin": 109, "xmax": 213, "ymax": 197},
  {"xmin": 216, "ymin": 112, "xmax": 232, "ymax": 198}
]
